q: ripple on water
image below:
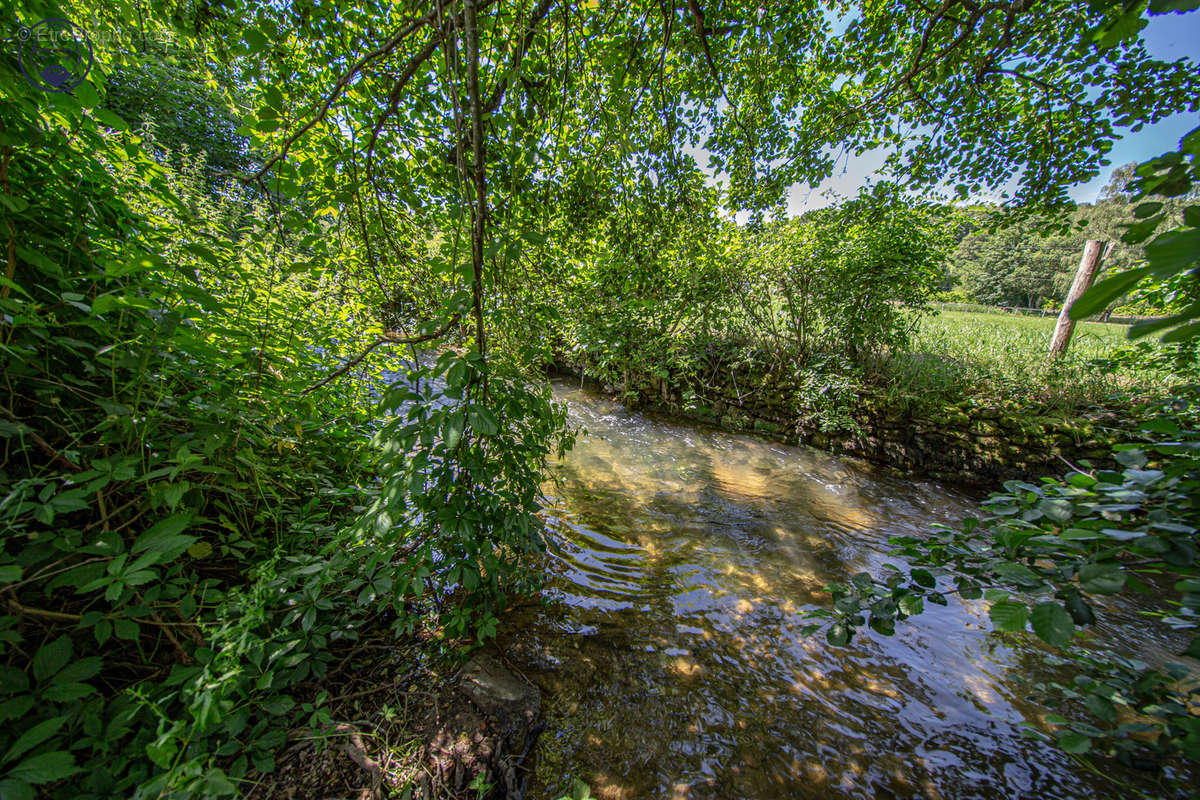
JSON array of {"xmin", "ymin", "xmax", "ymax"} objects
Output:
[{"xmin": 497, "ymin": 382, "xmax": 1189, "ymax": 800}]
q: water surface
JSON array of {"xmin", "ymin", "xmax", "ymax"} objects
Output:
[{"xmin": 498, "ymin": 383, "xmax": 1184, "ymax": 799}]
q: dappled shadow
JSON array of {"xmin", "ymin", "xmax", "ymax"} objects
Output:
[{"xmin": 492, "ymin": 382, "xmax": 1168, "ymax": 799}]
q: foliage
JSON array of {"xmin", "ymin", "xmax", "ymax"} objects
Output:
[
  {"xmin": 730, "ymin": 185, "xmax": 950, "ymax": 365},
  {"xmin": 0, "ymin": 4, "xmax": 569, "ymax": 797},
  {"xmin": 951, "ymin": 211, "xmax": 1079, "ymax": 309},
  {"xmin": 808, "ymin": 399, "xmax": 1200, "ymax": 769},
  {"xmin": 704, "ymin": 0, "xmax": 1200, "ymax": 211},
  {"xmin": 1073, "ymin": 124, "xmax": 1200, "ymax": 340},
  {"xmin": 103, "ymin": 43, "xmax": 251, "ymax": 176}
]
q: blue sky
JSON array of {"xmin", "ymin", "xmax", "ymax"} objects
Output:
[{"xmin": 698, "ymin": 11, "xmax": 1200, "ymax": 214}]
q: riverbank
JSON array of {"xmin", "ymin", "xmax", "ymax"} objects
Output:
[
  {"xmin": 547, "ymin": 357, "xmax": 1142, "ymax": 487},
  {"xmin": 244, "ymin": 643, "xmax": 541, "ymax": 800}
]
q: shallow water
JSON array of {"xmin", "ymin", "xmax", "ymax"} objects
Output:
[{"xmin": 499, "ymin": 383, "xmax": 1182, "ymax": 800}]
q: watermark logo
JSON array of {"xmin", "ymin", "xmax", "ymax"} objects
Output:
[{"xmin": 17, "ymin": 18, "xmax": 93, "ymax": 92}]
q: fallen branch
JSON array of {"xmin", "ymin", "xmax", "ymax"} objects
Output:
[
  {"xmin": 303, "ymin": 316, "xmax": 459, "ymax": 394},
  {"xmin": 333, "ymin": 723, "xmax": 384, "ymax": 800}
]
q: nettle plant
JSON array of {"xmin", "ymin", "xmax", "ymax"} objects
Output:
[{"xmin": 808, "ymin": 398, "xmax": 1200, "ymax": 768}]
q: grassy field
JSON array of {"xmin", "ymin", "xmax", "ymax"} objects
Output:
[
  {"xmin": 916, "ymin": 310, "xmax": 1129, "ymax": 362},
  {"xmin": 888, "ymin": 309, "xmax": 1186, "ymax": 408}
]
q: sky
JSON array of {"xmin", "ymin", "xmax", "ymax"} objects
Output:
[{"xmin": 695, "ymin": 10, "xmax": 1200, "ymax": 215}]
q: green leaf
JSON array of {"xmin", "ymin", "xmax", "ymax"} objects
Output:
[
  {"xmin": 993, "ymin": 562, "xmax": 1042, "ymax": 588},
  {"xmin": 114, "ymin": 620, "xmax": 140, "ymax": 641},
  {"xmin": 2, "ymin": 717, "xmax": 66, "ymax": 765},
  {"xmin": 93, "ymin": 109, "xmax": 128, "ymax": 131},
  {"xmin": 188, "ymin": 541, "xmax": 213, "ymax": 559},
  {"xmin": 6, "ymin": 751, "xmax": 76, "ymax": 785},
  {"xmin": 0, "ymin": 566, "xmax": 21, "ymax": 584},
  {"xmin": 1078, "ymin": 562, "xmax": 1125, "ymax": 595},
  {"xmin": 1184, "ymin": 635, "xmax": 1200, "ymax": 659},
  {"xmin": 1113, "ymin": 449, "xmax": 1147, "ymax": 468},
  {"xmin": 910, "ymin": 568, "xmax": 936, "ymax": 588},
  {"xmin": 1069, "ymin": 267, "xmax": 1151, "ymax": 319},
  {"xmin": 261, "ymin": 695, "xmax": 294, "ymax": 716},
  {"xmin": 1100, "ymin": 528, "xmax": 1146, "ymax": 541},
  {"xmin": 1149, "ymin": 0, "xmax": 1200, "ymax": 12},
  {"xmin": 51, "ymin": 659, "xmax": 100, "ymax": 686},
  {"xmin": 1145, "ymin": 229, "xmax": 1200, "ymax": 276},
  {"xmin": 1030, "ymin": 603, "xmax": 1073, "ymax": 647},
  {"xmin": 203, "ymin": 768, "xmax": 238, "ymax": 796},
  {"xmin": 0, "ymin": 778, "xmax": 34, "ymax": 800},
  {"xmin": 73, "ymin": 81, "xmax": 100, "ymax": 108},
  {"xmin": 132, "ymin": 513, "xmax": 194, "ymax": 556},
  {"xmin": 1057, "ymin": 732, "xmax": 1092, "ymax": 754},
  {"xmin": 1085, "ymin": 694, "xmax": 1117, "ymax": 724},
  {"xmin": 1037, "ymin": 498, "xmax": 1074, "ymax": 523},
  {"xmin": 31, "ymin": 638, "xmax": 71, "ymax": 683},
  {"xmin": 989, "ymin": 600, "xmax": 1029, "ymax": 633},
  {"xmin": 825, "ymin": 623, "xmax": 850, "ymax": 646},
  {"xmin": 468, "ymin": 406, "xmax": 500, "ymax": 437},
  {"xmin": 41, "ymin": 682, "xmax": 95, "ymax": 703},
  {"xmin": 1062, "ymin": 590, "xmax": 1096, "ymax": 626},
  {"xmin": 243, "ymin": 29, "xmax": 270, "ymax": 53}
]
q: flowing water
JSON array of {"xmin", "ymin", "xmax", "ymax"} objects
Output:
[{"xmin": 497, "ymin": 382, "xmax": 1182, "ymax": 800}]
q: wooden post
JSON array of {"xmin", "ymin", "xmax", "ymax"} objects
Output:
[{"xmin": 1048, "ymin": 239, "xmax": 1107, "ymax": 359}]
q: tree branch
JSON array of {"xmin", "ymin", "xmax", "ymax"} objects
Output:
[
  {"xmin": 245, "ymin": 8, "xmax": 443, "ymax": 184},
  {"xmin": 302, "ymin": 316, "xmax": 460, "ymax": 394}
]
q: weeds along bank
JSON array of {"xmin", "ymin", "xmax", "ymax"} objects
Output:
[
  {"xmin": 0, "ymin": 49, "xmax": 565, "ymax": 799},
  {"xmin": 539, "ymin": 188, "xmax": 1195, "ymax": 487},
  {"xmin": 550, "ymin": 351, "xmax": 1143, "ymax": 487}
]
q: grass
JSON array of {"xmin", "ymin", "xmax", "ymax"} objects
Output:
[
  {"xmin": 918, "ymin": 310, "xmax": 1128, "ymax": 358},
  {"xmin": 886, "ymin": 309, "xmax": 1189, "ymax": 409}
]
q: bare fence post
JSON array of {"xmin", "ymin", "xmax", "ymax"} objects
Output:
[{"xmin": 1048, "ymin": 239, "xmax": 1108, "ymax": 359}]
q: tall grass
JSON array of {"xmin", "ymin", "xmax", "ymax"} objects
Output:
[{"xmin": 885, "ymin": 310, "xmax": 1189, "ymax": 409}]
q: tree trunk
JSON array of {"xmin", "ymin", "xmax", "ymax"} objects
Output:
[{"xmin": 1047, "ymin": 239, "xmax": 1107, "ymax": 359}]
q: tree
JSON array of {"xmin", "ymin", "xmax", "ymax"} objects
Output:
[
  {"xmin": 703, "ymin": 1, "xmax": 1200, "ymax": 213},
  {"xmin": 952, "ymin": 212, "xmax": 1076, "ymax": 307}
]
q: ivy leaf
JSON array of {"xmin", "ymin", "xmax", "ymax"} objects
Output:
[
  {"xmin": 1030, "ymin": 603, "xmax": 1074, "ymax": 647},
  {"xmin": 1057, "ymin": 732, "xmax": 1092, "ymax": 754}
]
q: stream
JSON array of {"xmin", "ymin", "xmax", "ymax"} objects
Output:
[{"xmin": 495, "ymin": 381, "xmax": 1181, "ymax": 800}]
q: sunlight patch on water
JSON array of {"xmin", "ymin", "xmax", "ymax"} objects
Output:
[{"xmin": 498, "ymin": 382, "xmax": 1182, "ymax": 799}]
